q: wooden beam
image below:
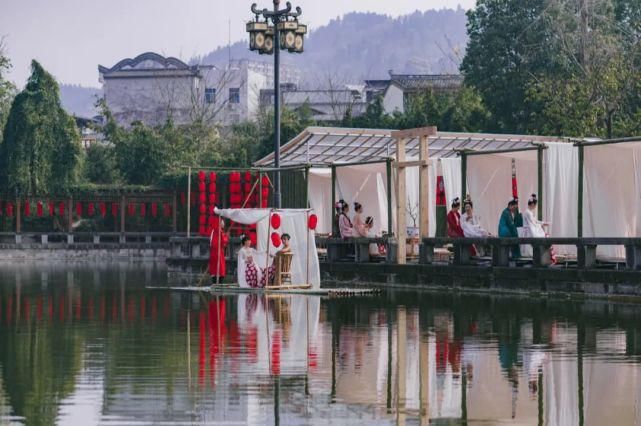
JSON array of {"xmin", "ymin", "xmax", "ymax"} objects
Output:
[
  {"xmin": 578, "ymin": 145, "xmax": 584, "ymax": 237},
  {"xmin": 386, "ymin": 159, "xmax": 393, "ymax": 235},
  {"xmin": 396, "ymin": 138, "xmax": 407, "ymax": 265},
  {"xmin": 393, "ymin": 159, "xmax": 432, "ymax": 168},
  {"xmin": 419, "ymin": 135, "xmax": 430, "ymax": 239},
  {"xmin": 391, "ymin": 126, "xmax": 437, "ymax": 140},
  {"xmin": 15, "ymin": 199, "xmax": 21, "ymax": 234}
]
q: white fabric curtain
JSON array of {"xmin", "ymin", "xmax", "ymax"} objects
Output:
[
  {"xmin": 441, "ymin": 158, "xmax": 462, "ymax": 207},
  {"xmin": 466, "ymin": 151, "xmax": 538, "ymax": 235},
  {"xmin": 583, "ymin": 142, "xmax": 641, "ymax": 259},
  {"xmin": 308, "ymin": 168, "xmax": 333, "ymax": 234},
  {"xmin": 397, "ymin": 159, "xmax": 437, "ymax": 237},
  {"xmin": 215, "ymin": 208, "xmax": 321, "ymax": 288},
  {"xmin": 336, "ymin": 163, "xmax": 390, "ymax": 235},
  {"xmin": 544, "ymin": 143, "xmax": 579, "ymax": 256}
]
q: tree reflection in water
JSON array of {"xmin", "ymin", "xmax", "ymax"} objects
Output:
[{"xmin": 0, "ymin": 263, "xmax": 640, "ymax": 424}]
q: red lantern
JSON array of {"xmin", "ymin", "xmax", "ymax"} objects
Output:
[
  {"xmin": 209, "ymin": 172, "xmax": 216, "ymax": 182},
  {"xmin": 198, "ymin": 224, "xmax": 206, "ymax": 236},
  {"xmin": 230, "ymin": 183, "xmax": 242, "ymax": 194},
  {"xmin": 7, "ymin": 202, "xmax": 14, "ymax": 217},
  {"xmin": 261, "ymin": 199, "xmax": 269, "ymax": 208},
  {"xmin": 163, "ymin": 203, "xmax": 171, "ymax": 217},
  {"xmin": 261, "ymin": 175, "xmax": 270, "ymax": 186},
  {"xmin": 190, "ymin": 191, "xmax": 196, "ymax": 206},
  {"xmin": 208, "ymin": 183, "xmax": 216, "ymax": 193},
  {"xmin": 76, "ymin": 202, "xmax": 82, "ymax": 217},
  {"xmin": 199, "ymin": 203, "xmax": 206, "ymax": 214},
  {"xmin": 180, "ymin": 192, "xmax": 186, "ymax": 205},
  {"xmin": 151, "ymin": 202, "xmax": 158, "ymax": 217},
  {"xmin": 99, "ymin": 202, "xmax": 106, "ymax": 217},
  {"xmin": 271, "ymin": 232, "xmax": 281, "ymax": 247},
  {"xmin": 229, "ymin": 172, "xmax": 241, "ymax": 183},
  {"xmin": 199, "ymin": 214, "xmax": 206, "ymax": 225},
  {"xmin": 88, "ymin": 202, "xmax": 95, "ymax": 216},
  {"xmin": 198, "ymin": 182, "xmax": 206, "ymax": 192},
  {"xmin": 111, "ymin": 203, "xmax": 118, "ymax": 217},
  {"xmin": 270, "ymin": 213, "xmax": 281, "ymax": 229},
  {"xmin": 59, "ymin": 202, "xmax": 65, "ymax": 216},
  {"xmin": 24, "ymin": 200, "xmax": 30, "ymax": 217},
  {"xmin": 249, "ymin": 231, "xmax": 257, "ymax": 246},
  {"xmin": 127, "ymin": 203, "xmax": 135, "ymax": 217},
  {"xmin": 198, "ymin": 170, "xmax": 205, "ymax": 181},
  {"xmin": 261, "ymin": 188, "xmax": 269, "ymax": 198},
  {"xmin": 37, "ymin": 201, "xmax": 43, "ymax": 217},
  {"xmin": 199, "ymin": 193, "xmax": 206, "ymax": 204},
  {"xmin": 308, "ymin": 214, "xmax": 318, "ymax": 230},
  {"xmin": 208, "ymin": 194, "xmax": 216, "ymax": 205},
  {"xmin": 230, "ymin": 194, "xmax": 242, "ymax": 205},
  {"xmin": 139, "ymin": 203, "xmax": 146, "ymax": 217},
  {"xmin": 48, "ymin": 202, "xmax": 55, "ymax": 217}
]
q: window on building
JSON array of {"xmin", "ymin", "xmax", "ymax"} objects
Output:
[
  {"xmin": 205, "ymin": 88, "xmax": 216, "ymax": 104},
  {"xmin": 229, "ymin": 88, "xmax": 240, "ymax": 104}
]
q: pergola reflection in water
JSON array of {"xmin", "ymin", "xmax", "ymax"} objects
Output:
[{"xmin": 1, "ymin": 264, "xmax": 641, "ymax": 424}]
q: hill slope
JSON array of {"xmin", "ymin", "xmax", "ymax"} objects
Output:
[{"xmin": 195, "ymin": 8, "xmax": 468, "ymax": 82}]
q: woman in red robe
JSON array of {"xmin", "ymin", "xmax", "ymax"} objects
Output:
[
  {"xmin": 209, "ymin": 218, "xmax": 229, "ymax": 284},
  {"xmin": 447, "ymin": 198, "xmax": 464, "ymax": 238}
]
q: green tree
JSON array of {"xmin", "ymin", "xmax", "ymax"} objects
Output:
[
  {"xmin": 113, "ymin": 121, "xmax": 166, "ymax": 185},
  {"xmin": 0, "ymin": 60, "xmax": 81, "ymax": 196},
  {"xmin": 0, "ymin": 39, "xmax": 16, "ymax": 138},
  {"xmin": 83, "ymin": 143, "xmax": 120, "ymax": 184}
]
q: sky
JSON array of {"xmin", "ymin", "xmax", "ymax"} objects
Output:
[{"xmin": 0, "ymin": 0, "xmax": 475, "ymax": 88}]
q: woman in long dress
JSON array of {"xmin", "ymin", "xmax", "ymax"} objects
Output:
[
  {"xmin": 209, "ymin": 218, "xmax": 229, "ymax": 284},
  {"xmin": 365, "ymin": 216, "xmax": 380, "ymax": 256},
  {"xmin": 352, "ymin": 202, "xmax": 368, "ymax": 237},
  {"xmin": 339, "ymin": 202, "xmax": 353, "ymax": 238},
  {"xmin": 522, "ymin": 194, "xmax": 547, "ymax": 238},
  {"xmin": 237, "ymin": 234, "xmax": 262, "ymax": 288},
  {"xmin": 461, "ymin": 198, "xmax": 491, "ymax": 238}
]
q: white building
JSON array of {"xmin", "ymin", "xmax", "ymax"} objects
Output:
[
  {"xmin": 364, "ymin": 72, "xmax": 463, "ymax": 115},
  {"xmin": 98, "ymin": 52, "xmax": 300, "ymax": 127}
]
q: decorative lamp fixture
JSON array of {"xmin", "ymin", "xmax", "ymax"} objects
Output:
[
  {"xmin": 277, "ymin": 20, "xmax": 298, "ymax": 50},
  {"xmin": 291, "ymin": 23, "xmax": 306, "ymax": 53},
  {"xmin": 247, "ymin": 19, "xmax": 269, "ymax": 51}
]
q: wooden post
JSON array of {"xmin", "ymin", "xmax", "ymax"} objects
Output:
[
  {"xmin": 577, "ymin": 145, "xmax": 584, "ymax": 237},
  {"xmin": 331, "ymin": 165, "xmax": 337, "ymax": 236},
  {"xmin": 537, "ymin": 146, "xmax": 544, "ymax": 220},
  {"xmin": 386, "ymin": 158, "xmax": 393, "ymax": 236},
  {"xmin": 419, "ymin": 334, "xmax": 430, "ymax": 425},
  {"xmin": 396, "ymin": 138, "xmax": 407, "ymax": 265},
  {"xmin": 120, "ymin": 194, "xmax": 126, "ymax": 233},
  {"xmin": 187, "ymin": 167, "xmax": 191, "ymax": 239},
  {"xmin": 172, "ymin": 191, "xmax": 177, "ymax": 233},
  {"xmin": 419, "ymin": 135, "xmax": 430, "ymax": 239},
  {"xmin": 461, "ymin": 152, "xmax": 468, "ymax": 203},
  {"xmin": 15, "ymin": 199, "xmax": 21, "ymax": 234},
  {"xmin": 305, "ymin": 165, "xmax": 310, "ymax": 208}
]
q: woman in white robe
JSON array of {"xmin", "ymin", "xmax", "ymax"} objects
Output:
[
  {"xmin": 522, "ymin": 194, "xmax": 547, "ymax": 238},
  {"xmin": 237, "ymin": 235, "xmax": 263, "ymax": 288},
  {"xmin": 461, "ymin": 199, "xmax": 491, "ymax": 238},
  {"xmin": 365, "ymin": 216, "xmax": 380, "ymax": 256}
]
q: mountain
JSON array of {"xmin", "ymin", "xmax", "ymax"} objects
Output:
[
  {"xmin": 59, "ymin": 84, "xmax": 102, "ymax": 118},
  {"xmin": 194, "ymin": 8, "xmax": 468, "ymax": 83}
]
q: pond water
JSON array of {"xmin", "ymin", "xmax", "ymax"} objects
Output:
[{"xmin": 1, "ymin": 262, "xmax": 641, "ymax": 425}]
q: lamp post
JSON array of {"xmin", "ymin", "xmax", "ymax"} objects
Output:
[{"xmin": 247, "ymin": 1, "xmax": 306, "ymax": 208}]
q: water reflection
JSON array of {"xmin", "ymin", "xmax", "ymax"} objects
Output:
[{"xmin": 1, "ymin": 263, "xmax": 641, "ymax": 424}]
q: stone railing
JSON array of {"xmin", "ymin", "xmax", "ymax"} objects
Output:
[{"xmin": 0, "ymin": 231, "xmax": 176, "ymax": 246}]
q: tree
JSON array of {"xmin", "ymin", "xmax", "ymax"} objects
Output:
[
  {"xmin": 112, "ymin": 121, "xmax": 167, "ymax": 186},
  {"xmin": 0, "ymin": 60, "xmax": 81, "ymax": 196},
  {"xmin": 83, "ymin": 143, "xmax": 120, "ymax": 184},
  {"xmin": 0, "ymin": 38, "xmax": 16, "ymax": 138}
]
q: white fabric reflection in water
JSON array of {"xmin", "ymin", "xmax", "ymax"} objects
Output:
[{"xmin": 215, "ymin": 208, "xmax": 321, "ymax": 288}]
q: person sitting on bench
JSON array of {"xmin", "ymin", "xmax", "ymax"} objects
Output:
[{"xmin": 261, "ymin": 233, "xmax": 293, "ymax": 287}]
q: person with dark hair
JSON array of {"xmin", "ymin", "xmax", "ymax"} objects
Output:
[
  {"xmin": 352, "ymin": 202, "xmax": 368, "ymax": 237},
  {"xmin": 499, "ymin": 198, "xmax": 521, "ymax": 258},
  {"xmin": 238, "ymin": 234, "xmax": 260, "ymax": 288},
  {"xmin": 338, "ymin": 202, "xmax": 353, "ymax": 238},
  {"xmin": 209, "ymin": 218, "xmax": 229, "ymax": 285},
  {"xmin": 522, "ymin": 194, "xmax": 547, "ymax": 238},
  {"xmin": 461, "ymin": 196, "xmax": 490, "ymax": 238},
  {"xmin": 261, "ymin": 233, "xmax": 293, "ymax": 287},
  {"xmin": 447, "ymin": 197, "xmax": 465, "ymax": 238},
  {"xmin": 333, "ymin": 199, "xmax": 346, "ymax": 236},
  {"xmin": 364, "ymin": 216, "xmax": 381, "ymax": 256}
]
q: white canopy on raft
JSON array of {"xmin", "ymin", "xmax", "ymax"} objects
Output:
[{"xmin": 214, "ymin": 208, "xmax": 321, "ymax": 289}]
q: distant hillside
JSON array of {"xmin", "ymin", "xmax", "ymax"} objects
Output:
[
  {"xmin": 60, "ymin": 84, "xmax": 102, "ymax": 118},
  {"xmin": 194, "ymin": 8, "xmax": 468, "ymax": 83}
]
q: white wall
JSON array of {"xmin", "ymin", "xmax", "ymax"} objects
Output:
[{"xmin": 383, "ymin": 84, "xmax": 405, "ymax": 114}]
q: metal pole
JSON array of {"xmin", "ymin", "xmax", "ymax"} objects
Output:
[
  {"xmin": 187, "ymin": 167, "xmax": 191, "ymax": 239},
  {"xmin": 537, "ymin": 146, "xmax": 543, "ymax": 220},
  {"xmin": 331, "ymin": 165, "xmax": 337, "ymax": 236},
  {"xmin": 273, "ymin": 0, "xmax": 282, "ymax": 209},
  {"xmin": 461, "ymin": 152, "xmax": 467, "ymax": 200},
  {"xmin": 386, "ymin": 158, "xmax": 393, "ymax": 235},
  {"xmin": 578, "ymin": 146, "xmax": 584, "ymax": 237}
]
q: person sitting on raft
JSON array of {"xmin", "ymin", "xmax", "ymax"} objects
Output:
[{"xmin": 261, "ymin": 233, "xmax": 292, "ymax": 287}]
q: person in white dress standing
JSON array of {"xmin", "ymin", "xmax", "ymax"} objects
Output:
[{"xmin": 522, "ymin": 194, "xmax": 548, "ymax": 238}]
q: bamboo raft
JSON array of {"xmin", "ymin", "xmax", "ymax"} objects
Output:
[{"xmin": 147, "ymin": 285, "xmax": 381, "ymax": 297}]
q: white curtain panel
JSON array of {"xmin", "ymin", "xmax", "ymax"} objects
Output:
[
  {"xmin": 336, "ymin": 163, "xmax": 390, "ymax": 235},
  {"xmin": 441, "ymin": 157, "xmax": 462, "ymax": 208},
  {"xmin": 583, "ymin": 142, "xmax": 641, "ymax": 259},
  {"xmin": 466, "ymin": 151, "xmax": 538, "ymax": 235},
  {"xmin": 543, "ymin": 143, "xmax": 579, "ymax": 256},
  {"xmin": 308, "ymin": 168, "xmax": 333, "ymax": 234},
  {"xmin": 215, "ymin": 208, "xmax": 321, "ymax": 288}
]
